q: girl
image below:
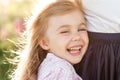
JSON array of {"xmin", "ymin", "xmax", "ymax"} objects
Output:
[
  {"xmin": 12, "ymin": 0, "xmax": 89, "ymax": 80},
  {"xmin": 74, "ymin": 0, "xmax": 120, "ymax": 80}
]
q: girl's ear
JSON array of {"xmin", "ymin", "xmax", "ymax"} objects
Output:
[{"xmin": 39, "ymin": 38, "xmax": 49, "ymax": 50}]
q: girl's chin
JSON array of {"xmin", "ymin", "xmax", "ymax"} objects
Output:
[{"xmin": 70, "ymin": 59, "xmax": 81, "ymax": 65}]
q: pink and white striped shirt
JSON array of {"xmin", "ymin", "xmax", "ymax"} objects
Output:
[{"xmin": 37, "ymin": 53, "xmax": 82, "ymax": 80}]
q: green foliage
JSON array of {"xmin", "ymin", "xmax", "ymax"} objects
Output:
[
  {"xmin": 0, "ymin": 40, "xmax": 17, "ymax": 80},
  {"xmin": 0, "ymin": 0, "xmax": 35, "ymax": 80}
]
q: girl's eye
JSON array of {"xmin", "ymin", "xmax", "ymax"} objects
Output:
[
  {"xmin": 78, "ymin": 28, "xmax": 87, "ymax": 32},
  {"xmin": 60, "ymin": 31, "xmax": 69, "ymax": 34}
]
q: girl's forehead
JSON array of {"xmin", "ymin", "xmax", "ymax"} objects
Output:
[{"xmin": 48, "ymin": 10, "xmax": 85, "ymax": 27}]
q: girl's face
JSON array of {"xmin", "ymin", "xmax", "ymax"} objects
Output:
[{"xmin": 39, "ymin": 10, "xmax": 89, "ymax": 64}]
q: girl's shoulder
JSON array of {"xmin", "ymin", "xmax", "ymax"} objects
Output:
[
  {"xmin": 39, "ymin": 53, "xmax": 73, "ymax": 73},
  {"xmin": 37, "ymin": 53, "xmax": 75, "ymax": 80}
]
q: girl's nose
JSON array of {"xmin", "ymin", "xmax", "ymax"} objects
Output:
[{"xmin": 72, "ymin": 33, "xmax": 80, "ymax": 41}]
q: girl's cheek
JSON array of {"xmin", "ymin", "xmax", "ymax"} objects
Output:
[
  {"xmin": 59, "ymin": 36, "xmax": 71, "ymax": 42},
  {"xmin": 81, "ymin": 32, "xmax": 89, "ymax": 43}
]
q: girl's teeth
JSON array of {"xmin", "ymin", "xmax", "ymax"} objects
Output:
[{"xmin": 70, "ymin": 47, "xmax": 81, "ymax": 51}]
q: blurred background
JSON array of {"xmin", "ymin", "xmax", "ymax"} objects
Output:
[{"xmin": 0, "ymin": 0, "xmax": 36, "ymax": 80}]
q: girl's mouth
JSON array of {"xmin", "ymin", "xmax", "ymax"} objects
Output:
[{"xmin": 67, "ymin": 46, "xmax": 82, "ymax": 56}]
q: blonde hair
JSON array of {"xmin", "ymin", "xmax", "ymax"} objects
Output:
[{"xmin": 12, "ymin": 0, "xmax": 84, "ymax": 80}]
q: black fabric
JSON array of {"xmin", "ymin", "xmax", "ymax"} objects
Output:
[{"xmin": 74, "ymin": 32, "xmax": 120, "ymax": 80}]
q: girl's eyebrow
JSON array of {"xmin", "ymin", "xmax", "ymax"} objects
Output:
[
  {"xmin": 56, "ymin": 25, "xmax": 70, "ymax": 31},
  {"xmin": 78, "ymin": 22, "xmax": 86, "ymax": 26},
  {"xmin": 56, "ymin": 22, "xmax": 86, "ymax": 31}
]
